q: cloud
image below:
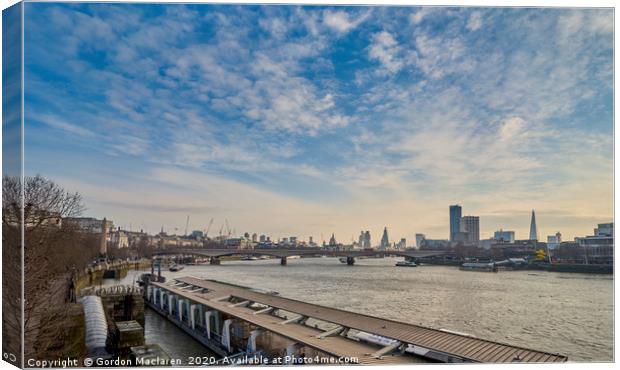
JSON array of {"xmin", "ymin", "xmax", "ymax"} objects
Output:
[
  {"xmin": 33, "ymin": 114, "xmax": 96, "ymax": 138},
  {"xmin": 368, "ymin": 31, "xmax": 404, "ymax": 74},
  {"xmin": 323, "ymin": 9, "xmax": 368, "ymax": 34},
  {"xmin": 466, "ymin": 11, "xmax": 483, "ymax": 31},
  {"xmin": 409, "ymin": 7, "xmax": 434, "ymax": 25}
]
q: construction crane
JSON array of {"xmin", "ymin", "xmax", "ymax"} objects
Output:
[
  {"xmin": 225, "ymin": 219, "xmax": 232, "ymax": 238},
  {"xmin": 204, "ymin": 218, "xmax": 214, "ymax": 238},
  {"xmin": 184, "ymin": 215, "xmax": 190, "ymax": 236}
]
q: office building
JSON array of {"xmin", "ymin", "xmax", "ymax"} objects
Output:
[
  {"xmin": 449, "ymin": 205, "xmax": 462, "ymax": 241},
  {"xmin": 380, "ymin": 227, "xmax": 389, "ymax": 250},
  {"xmin": 494, "ymin": 230, "xmax": 515, "ymax": 243},
  {"xmin": 415, "ymin": 233, "xmax": 425, "ymax": 248},
  {"xmin": 461, "ymin": 216, "xmax": 480, "ymax": 243},
  {"xmin": 362, "ymin": 230, "xmax": 372, "ymax": 249},
  {"xmin": 547, "ymin": 232, "xmax": 562, "ymax": 249},
  {"xmin": 595, "ymin": 223, "xmax": 613, "ymax": 237}
]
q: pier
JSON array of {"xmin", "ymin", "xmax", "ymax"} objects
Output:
[{"xmin": 145, "ymin": 276, "xmax": 567, "ymax": 364}]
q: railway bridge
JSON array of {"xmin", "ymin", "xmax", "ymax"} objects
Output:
[{"xmin": 154, "ymin": 248, "xmax": 450, "ymax": 265}]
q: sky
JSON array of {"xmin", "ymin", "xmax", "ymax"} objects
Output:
[{"xmin": 21, "ymin": 3, "xmax": 613, "ymax": 244}]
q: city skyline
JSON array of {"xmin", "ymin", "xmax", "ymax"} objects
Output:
[{"xmin": 23, "ymin": 4, "xmax": 613, "ymax": 243}]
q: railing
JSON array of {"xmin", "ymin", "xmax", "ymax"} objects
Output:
[{"xmin": 80, "ymin": 284, "xmax": 143, "ymax": 297}]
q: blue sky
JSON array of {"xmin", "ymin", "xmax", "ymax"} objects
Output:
[{"xmin": 23, "ymin": 4, "xmax": 613, "ymax": 243}]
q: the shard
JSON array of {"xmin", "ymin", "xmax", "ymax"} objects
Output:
[{"xmin": 529, "ymin": 210, "xmax": 538, "ymax": 241}]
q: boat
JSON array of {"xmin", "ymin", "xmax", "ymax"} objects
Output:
[
  {"xmin": 395, "ymin": 261, "xmax": 417, "ymax": 267},
  {"xmin": 169, "ymin": 264, "xmax": 184, "ymax": 272},
  {"xmin": 242, "ymin": 256, "xmax": 259, "ymax": 261},
  {"xmin": 460, "ymin": 262, "xmax": 497, "ymax": 272}
]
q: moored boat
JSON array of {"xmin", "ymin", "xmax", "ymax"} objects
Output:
[
  {"xmin": 460, "ymin": 262, "xmax": 497, "ymax": 272},
  {"xmin": 395, "ymin": 261, "xmax": 417, "ymax": 267},
  {"xmin": 169, "ymin": 264, "xmax": 184, "ymax": 272}
]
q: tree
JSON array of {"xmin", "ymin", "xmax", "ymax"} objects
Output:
[{"xmin": 3, "ymin": 175, "xmax": 97, "ymax": 360}]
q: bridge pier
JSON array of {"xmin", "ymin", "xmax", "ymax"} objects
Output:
[
  {"xmin": 210, "ymin": 257, "xmax": 221, "ymax": 265},
  {"xmin": 280, "ymin": 257, "xmax": 287, "ymax": 266},
  {"xmin": 346, "ymin": 257, "xmax": 355, "ymax": 265}
]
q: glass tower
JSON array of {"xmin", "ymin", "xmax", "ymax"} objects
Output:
[{"xmin": 449, "ymin": 205, "xmax": 462, "ymax": 241}]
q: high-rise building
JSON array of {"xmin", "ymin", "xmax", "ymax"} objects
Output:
[
  {"xmin": 449, "ymin": 205, "xmax": 462, "ymax": 241},
  {"xmin": 363, "ymin": 231, "xmax": 371, "ymax": 249},
  {"xmin": 461, "ymin": 216, "xmax": 480, "ymax": 243},
  {"xmin": 529, "ymin": 210, "xmax": 538, "ymax": 241},
  {"xmin": 358, "ymin": 231, "xmax": 365, "ymax": 247},
  {"xmin": 415, "ymin": 233, "xmax": 426, "ymax": 248},
  {"xmin": 259, "ymin": 234, "xmax": 266, "ymax": 243},
  {"xmin": 398, "ymin": 238, "xmax": 407, "ymax": 250},
  {"xmin": 380, "ymin": 227, "xmax": 389, "ymax": 250}
]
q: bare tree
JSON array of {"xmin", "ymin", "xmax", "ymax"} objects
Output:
[{"xmin": 3, "ymin": 175, "xmax": 96, "ymax": 360}]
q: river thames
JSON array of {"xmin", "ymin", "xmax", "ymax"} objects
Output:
[{"xmin": 107, "ymin": 257, "xmax": 613, "ymax": 363}]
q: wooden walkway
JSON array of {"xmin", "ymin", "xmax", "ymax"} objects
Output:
[{"xmin": 152, "ymin": 277, "xmax": 567, "ymax": 364}]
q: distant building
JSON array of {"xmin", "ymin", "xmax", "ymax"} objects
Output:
[
  {"xmin": 461, "ymin": 216, "xmax": 480, "ymax": 243},
  {"xmin": 494, "ymin": 230, "xmax": 515, "ymax": 243},
  {"xmin": 479, "ymin": 238, "xmax": 494, "ymax": 250},
  {"xmin": 251, "ymin": 233, "xmax": 258, "ymax": 242},
  {"xmin": 190, "ymin": 230, "xmax": 204, "ymax": 239},
  {"xmin": 109, "ymin": 230, "xmax": 129, "ymax": 248},
  {"xmin": 453, "ymin": 231, "xmax": 469, "ymax": 244},
  {"xmin": 420, "ymin": 238, "xmax": 450, "ymax": 250},
  {"xmin": 415, "ymin": 233, "xmax": 425, "ymax": 248},
  {"xmin": 529, "ymin": 210, "xmax": 538, "ymax": 241},
  {"xmin": 65, "ymin": 217, "xmax": 114, "ymax": 234},
  {"xmin": 595, "ymin": 223, "xmax": 613, "ymax": 237},
  {"xmin": 363, "ymin": 231, "xmax": 371, "ymax": 249},
  {"xmin": 328, "ymin": 233, "xmax": 337, "ymax": 247},
  {"xmin": 449, "ymin": 205, "xmax": 462, "ymax": 241},
  {"xmin": 574, "ymin": 222, "xmax": 614, "ymax": 264},
  {"xmin": 397, "ymin": 238, "xmax": 407, "ymax": 250},
  {"xmin": 309, "ymin": 236, "xmax": 314, "ymax": 245},
  {"xmin": 259, "ymin": 234, "xmax": 266, "ymax": 243},
  {"xmin": 380, "ymin": 227, "xmax": 389, "ymax": 250},
  {"xmin": 547, "ymin": 232, "xmax": 562, "ymax": 249}
]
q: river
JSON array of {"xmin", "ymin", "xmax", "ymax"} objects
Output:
[{"xmin": 104, "ymin": 257, "xmax": 613, "ymax": 362}]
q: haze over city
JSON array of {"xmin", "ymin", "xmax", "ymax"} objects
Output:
[{"xmin": 23, "ymin": 4, "xmax": 612, "ymax": 242}]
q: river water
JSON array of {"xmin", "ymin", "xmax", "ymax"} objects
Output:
[{"xmin": 105, "ymin": 257, "xmax": 613, "ymax": 363}]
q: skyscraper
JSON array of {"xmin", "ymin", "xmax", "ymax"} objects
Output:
[
  {"xmin": 363, "ymin": 231, "xmax": 371, "ymax": 249},
  {"xmin": 529, "ymin": 210, "xmax": 538, "ymax": 241},
  {"xmin": 449, "ymin": 205, "xmax": 462, "ymax": 241},
  {"xmin": 461, "ymin": 216, "xmax": 480, "ymax": 243},
  {"xmin": 380, "ymin": 227, "xmax": 389, "ymax": 250}
]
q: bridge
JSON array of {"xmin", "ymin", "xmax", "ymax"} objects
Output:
[
  {"xmin": 154, "ymin": 248, "xmax": 450, "ymax": 265},
  {"xmin": 145, "ymin": 276, "xmax": 567, "ymax": 364}
]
